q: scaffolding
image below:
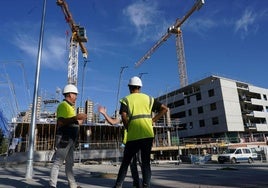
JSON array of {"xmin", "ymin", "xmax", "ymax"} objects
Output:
[{"xmin": 9, "ymin": 121, "xmax": 267, "ymax": 162}]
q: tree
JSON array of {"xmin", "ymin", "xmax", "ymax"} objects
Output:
[{"xmin": 0, "ymin": 128, "xmax": 8, "ymax": 155}]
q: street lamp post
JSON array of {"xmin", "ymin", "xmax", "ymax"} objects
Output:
[
  {"xmin": 115, "ymin": 66, "xmax": 128, "ymax": 118},
  {"xmin": 115, "ymin": 66, "xmax": 127, "ymax": 165},
  {"xmin": 26, "ymin": 0, "xmax": 47, "ymax": 179},
  {"xmin": 80, "ymin": 60, "xmax": 90, "ymax": 107},
  {"xmin": 138, "ymin": 72, "xmax": 148, "ymax": 78}
]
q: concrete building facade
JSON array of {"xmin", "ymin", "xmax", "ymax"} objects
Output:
[{"xmin": 156, "ymin": 75, "xmax": 268, "ymax": 143}]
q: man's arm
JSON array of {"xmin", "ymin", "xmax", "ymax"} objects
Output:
[
  {"xmin": 98, "ymin": 105, "xmax": 120, "ymax": 125},
  {"xmin": 57, "ymin": 113, "xmax": 87, "ymax": 127},
  {"xmin": 121, "ymin": 111, "xmax": 129, "ymax": 129},
  {"xmin": 152, "ymin": 104, "xmax": 168, "ymax": 123},
  {"xmin": 119, "ymin": 103, "xmax": 129, "ymax": 129}
]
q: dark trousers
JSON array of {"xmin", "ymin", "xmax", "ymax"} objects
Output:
[
  {"xmin": 130, "ymin": 154, "xmax": 139, "ymax": 187},
  {"xmin": 114, "ymin": 138, "xmax": 153, "ymax": 188}
]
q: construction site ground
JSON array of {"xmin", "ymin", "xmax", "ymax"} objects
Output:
[{"xmin": 0, "ymin": 160, "xmax": 267, "ymax": 188}]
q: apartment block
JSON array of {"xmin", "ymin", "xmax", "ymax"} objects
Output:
[{"xmin": 156, "ymin": 75, "xmax": 268, "ymax": 143}]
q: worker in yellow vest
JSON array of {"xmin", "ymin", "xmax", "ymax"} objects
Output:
[
  {"xmin": 113, "ymin": 76, "xmax": 168, "ymax": 188},
  {"xmin": 49, "ymin": 84, "xmax": 87, "ymax": 188}
]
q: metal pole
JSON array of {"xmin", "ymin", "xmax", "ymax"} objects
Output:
[
  {"xmin": 115, "ymin": 66, "xmax": 128, "ymax": 118},
  {"xmin": 115, "ymin": 66, "xmax": 127, "ymax": 165},
  {"xmin": 138, "ymin": 72, "xmax": 148, "ymax": 78},
  {"xmin": 176, "ymin": 126, "xmax": 179, "ymax": 164},
  {"xmin": 80, "ymin": 60, "xmax": 89, "ymax": 107},
  {"xmin": 25, "ymin": 0, "xmax": 47, "ymax": 179}
]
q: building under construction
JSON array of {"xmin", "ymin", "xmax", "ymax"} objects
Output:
[{"xmin": 9, "ymin": 75, "xmax": 268, "ymax": 162}]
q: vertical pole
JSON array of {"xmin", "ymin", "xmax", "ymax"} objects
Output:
[
  {"xmin": 115, "ymin": 66, "xmax": 127, "ymax": 165},
  {"xmin": 138, "ymin": 72, "xmax": 148, "ymax": 78},
  {"xmin": 80, "ymin": 60, "xmax": 89, "ymax": 107},
  {"xmin": 25, "ymin": 0, "xmax": 47, "ymax": 179},
  {"xmin": 115, "ymin": 66, "xmax": 128, "ymax": 118},
  {"xmin": 176, "ymin": 125, "xmax": 180, "ymax": 164}
]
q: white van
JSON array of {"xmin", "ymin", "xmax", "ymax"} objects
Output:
[{"xmin": 218, "ymin": 147, "xmax": 257, "ymax": 164}]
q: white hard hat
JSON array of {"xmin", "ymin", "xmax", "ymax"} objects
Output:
[
  {"xmin": 128, "ymin": 76, "xmax": 142, "ymax": 87},
  {"xmin": 62, "ymin": 84, "xmax": 78, "ymax": 94}
]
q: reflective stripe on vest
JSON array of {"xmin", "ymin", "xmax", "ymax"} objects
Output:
[
  {"xmin": 122, "ymin": 96, "xmax": 153, "ymax": 123},
  {"xmin": 121, "ymin": 94, "xmax": 153, "ymax": 123},
  {"xmin": 121, "ymin": 93, "xmax": 154, "ymax": 141}
]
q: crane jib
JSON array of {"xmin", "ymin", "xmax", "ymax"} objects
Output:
[{"xmin": 134, "ymin": 0, "xmax": 205, "ymax": 68}]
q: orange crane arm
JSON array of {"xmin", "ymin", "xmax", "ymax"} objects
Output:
[
  {"xmin": 135, "ymin": 0, "xmax": 204, "ymax": 67},
  {"xmin": 56, "ymin": 0, "xmax": 75, "ymax": 32},
  {"xmin": 56, "ymin": 0, "xmax": 88, "ymax": 58}
]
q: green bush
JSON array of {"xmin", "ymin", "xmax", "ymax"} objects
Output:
[{"xmin": 0, "ymin": 129, "xmax": 9, "ymax": 155}]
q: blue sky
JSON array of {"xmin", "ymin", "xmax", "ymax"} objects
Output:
[{"xmin": 0, "ymin": 0, "xmax": 268, "ymax": 121}]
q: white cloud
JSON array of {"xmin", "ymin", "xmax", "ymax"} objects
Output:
[
  {"xmin": 14, "ymin": 33, "xmax": 37, "ymax": 58},
  {"xmin": 42, "ymin": 36, "xmax": 67, "ymax": 69},
  {"xmin": 123, "ymin": 1, "xmax": 157, "ymax": 33},
  {"xmin": 235, "ymin": 9, "xmax": 257, "ymax": 38},
  {"xmin": 123, "ymin": 1, "xmax": 166, "ymax": 43},
  {"xmin": 185, "ymin": 18, "xmax": 216, "ymax": 34},
  {"xmin": 233, "ymin": 7, "xmax": 268, "ymax": 39},
  {"xmin": 14, "ymin": 32, "xmax": 67, "ymax": 70}
]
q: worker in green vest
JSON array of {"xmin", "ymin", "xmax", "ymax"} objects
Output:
[
  {"xmin": 49, "ymin": 84, "xmax": 87, "ymax": 188},
  {"xmin": 98, "ymin": 105, "xmax": 140, "ymax": 187},
  {"xmin": 113, "ymin": 76, "xmax": 168, "ymax": 188}
]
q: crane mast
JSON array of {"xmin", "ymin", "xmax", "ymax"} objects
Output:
[
  {"xmin": 68, "ymin": 34, "xmax": 79, "ymax": 86},
  {"xmin": 56, "ymin": 0, "xmax": 88, "ymax": 86},
  {"xmin": 135, "ymin": 0, "xmax": 204, "ymax": 88},
  {"xmin": 176, "ymin": 29, "xmax": 188, "ymax": 87}
]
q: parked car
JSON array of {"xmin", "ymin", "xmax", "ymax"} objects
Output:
[
  {"xmin": 218, "ymin": 147, "xmax": 257, "ymax": 164},
  {"xmin": 249, "ymin": 147, "xmax": 258, "ymax": 160}
]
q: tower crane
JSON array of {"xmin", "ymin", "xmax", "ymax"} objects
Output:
[
  {"xmin": 56, "ymin": 0, "xmax": 88, "ymax": 86},
  {"xmin": 135, "ymin": 0, "xmax": 204, "ymax": 88},
  {"xmin": 170, "ymin": 27, "xmax": 188, "ymax": 87}
]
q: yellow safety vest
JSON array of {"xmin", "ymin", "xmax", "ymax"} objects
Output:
[
  {"xmin": 57, "ymin": 100, "xmax": 76, "ymax": 118},
  {"xmin": 123, "ymin": 129, "xmax": 127, "ymax": 144},
  {"xmin": 120, "ymin": 93, "xmax": 154, "ymax": 141}
]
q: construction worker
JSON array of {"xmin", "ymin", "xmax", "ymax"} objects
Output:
[
  {"xmin": 49, "ymin": 84, "xmax": 87, "ymax": 188},
  {"xmin": 113, "ymin": 76, "xmax": 168, "ymax": 188},
  {"xmin": 98, "ymin": 105, "xmax": 140, "ymax": 187}
]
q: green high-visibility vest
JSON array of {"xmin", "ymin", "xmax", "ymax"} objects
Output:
[{"xmin": 120, "ymin": 93, "xmax": 154, "ymax": 142}]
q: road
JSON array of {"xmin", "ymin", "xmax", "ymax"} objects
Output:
[{"xmin": 0, "ymin": 161, "xmax": 267, "ymax": 188}]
